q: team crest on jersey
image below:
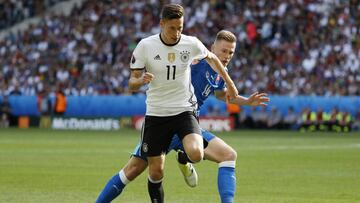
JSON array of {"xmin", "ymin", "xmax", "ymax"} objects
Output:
[
  {"xmin": 180, "ymin": 50, "xmax": 190, "ymax": 63},
  {"xmin": 142, "ymin": 143, "xmax": 148, "ymax": 153},
  {"xmin": 206, "ymin": 71, "xmax": 221, "ymax": 88},
  {"xmin": 206, "ymin": 71, "xmax": 210, "ymax": 79},
  {"xmin": 168, "ymin": 53, "xmax": 176, "ymax": 63}
]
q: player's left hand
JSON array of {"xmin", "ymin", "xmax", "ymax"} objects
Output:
[{"xmin": 247, "ymin": 92, "xmax": 269, "ymax": 106}]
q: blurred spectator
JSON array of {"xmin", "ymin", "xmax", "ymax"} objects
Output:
[
  {"xmin": 0, "ymin": 96, "xmax": 12, "ymax": 128},
  {"xmin": 328, "ymin": 107, "xmax": 341, "ymax": 132},
  {"xmin": 300, "ymin": 108, "xmax": 316, "ymax": 132},
  {"xmin": 239, "ymin": 108, "xmax": 254, "ymax": 129},
  {"xmin": 9, "ymin": 84, "xmax": 22, "ymax": 95},
  {"xmin": 252, "ymin": 106, "xmax": 268, "ymax": 129},
  {"xmin": 37, "ymin": 90, "xmax": 52, "ymax": 128},
  {"xmin": 283, "ymin": 106, "xmax": 298, "ymax": 130},
  {"xmin": 339, "ymin": 111, "xmax": 353, "ymax": 132},
  {"xmin": 53, "ymin": 88, "xmax": 67, "ymax": 116},
  {"xmin": 227, "ymin": 103, "xmax": 240, "ymax": 129},
  {"xmin": 352, "ymin": 108, "xmax": 360, "ymax": 131},
  {"xmin": 37, "ymin": 90, "xmax": 51, "ymax": 115},
  {"xmin": 267, "ymin": 107, "xmax": 282, "ymax": 129},
  {"xmin": 316, "ymin": 108, "xmax": 328, "ymax": 131}
]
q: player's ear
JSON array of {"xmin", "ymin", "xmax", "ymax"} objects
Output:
[
  {"xmin": 160, "ymin": 19, "xmax": 165, "ymax": 29},
  {"xmin": 211, "ymin": 43, "xmax": 215, "ymax": 52}
]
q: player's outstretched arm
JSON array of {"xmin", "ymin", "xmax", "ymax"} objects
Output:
[
  {"xmin": 229, "ymin": 92, "xmax": 269, "ymax": 107},
  {"xmin": 204, "ymin": 52, "xmax": 238, "ymax": 99},
  {"xmin": 215, "ymin": 90, "xmax": 269, "ymax": 107},
  {"xmin": 128, "ymin": 70, "xmax": 154, "ymax": 91}
]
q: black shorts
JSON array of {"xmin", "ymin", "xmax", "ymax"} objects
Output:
[{"xmin": 140, "ymin": 111, "xmax": 200, "ymax": 157}]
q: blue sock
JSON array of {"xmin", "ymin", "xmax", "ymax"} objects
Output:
[
  {"xmin": 218, "ymin": 161, "xmax": 236, "ymax": 203},
  {"xmin": 96, "ymin": 170, "xmax": 129, "ymax": 203}
]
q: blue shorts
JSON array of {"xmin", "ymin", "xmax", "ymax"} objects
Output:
[{"xmin": 132, "ymin": 129, "xmax": 216, "ymax": 161}]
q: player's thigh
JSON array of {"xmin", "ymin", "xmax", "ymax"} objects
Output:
[
  {"xmin": 123, "ymin": 156, "xmax": 148, "ymax": 181},
  {"xmin": 171, "ymin": 129, "xmax": 214, "ymax": 152},
  {"xmin": 204, "ymin": 137, "xmax": 237, "ymax": 163},
  {"xmin": 175, "ymin": 111, "xmax": 203, "ymax": 153},
  {"xmin": 175, "ymin": 111, "xmax": 201, "ymax": 139}
]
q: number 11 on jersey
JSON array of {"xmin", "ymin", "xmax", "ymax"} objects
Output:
[{"xmin": 166, "ymin": 65, "xmax": 176, "ymax": 80}]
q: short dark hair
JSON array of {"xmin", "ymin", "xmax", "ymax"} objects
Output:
[
  {"xmin": 215, "ymin": 30, "xmax": 237, "ymax": 43},
  {"xmin": 161, "ymin": 4, "xmax": 184, "ymax": 20}
]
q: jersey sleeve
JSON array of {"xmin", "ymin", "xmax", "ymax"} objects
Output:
[
  {"xmin": 130, "ymin": 40, "xmax": 146, "ymax": 70},
  {"xmin": 192, "ymin": 37, "xmax": 209, "ymax": 60}
]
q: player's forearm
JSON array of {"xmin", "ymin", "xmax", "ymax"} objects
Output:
[
  {"xmin": 229, "ymin": 95, "xmax": 251, "ymax": 106},
  {"xmin": 128, "ymin": 78, "xmax": 144, "ymax": 91}
]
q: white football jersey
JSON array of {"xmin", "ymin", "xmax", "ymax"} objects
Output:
[{"xmin": 130, "ymin": 34, "xmax": 209, "ymax": 116}]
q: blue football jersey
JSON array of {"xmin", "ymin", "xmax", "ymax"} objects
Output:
[{"xmin": 191, "ymin": 59, "xmax": 226, "ymax": 108}]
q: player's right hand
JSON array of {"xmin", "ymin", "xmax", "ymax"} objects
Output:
[{"xmin": 142, "ymin": 72, "xmax": 154, "ymax": 84}]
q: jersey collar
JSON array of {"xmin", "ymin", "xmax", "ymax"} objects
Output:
[{"xmin": 159, "ymin": 33, "xmax": 181, "ymax": 46}]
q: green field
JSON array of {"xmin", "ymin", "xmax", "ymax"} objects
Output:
[{"xmin": 0, "ymin": 129, "xmax": 359, "ymax": 203}]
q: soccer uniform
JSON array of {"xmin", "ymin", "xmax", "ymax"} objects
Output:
[
  {"xmin": 98, "ymin": 55, "xmax": 236, "ymax": 203},
  {"xmin": 130, "ymin": 34, "xmax": 209, "ymax": 156},
  {"xmin": 132, "ymin": 59, "xmax": 226, "ymax": 160}
]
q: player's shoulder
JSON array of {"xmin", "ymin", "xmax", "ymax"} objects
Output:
[
  {"xmin": 191, "ymin": 59, "xmax": 208, "ymax": 67},
  {"xmin": 180, "ymin": 34, "xmax": 201, "ymax": 43},
  {"xmin": 139, "ymin": 34, "xmax": 160, "ymax": 45}
]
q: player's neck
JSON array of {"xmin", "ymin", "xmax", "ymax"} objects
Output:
[{"xmin": 159, "ymin": 33, "xmax": 180, "ymax": 46}]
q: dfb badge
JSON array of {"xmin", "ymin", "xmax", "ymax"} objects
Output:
[
  {"xmin": 180, "ymin": 50, "xmax": 190, "ymax": 63},
  {"xmin": 142, "ymin": 143, "xmax": 148, "ymax": 153}
]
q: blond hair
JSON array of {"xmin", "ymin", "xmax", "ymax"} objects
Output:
[{"xmin": 215, "ymin": 30, "xmax": 237, "ymax": 43}]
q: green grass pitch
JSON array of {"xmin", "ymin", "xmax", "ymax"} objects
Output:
[{"xmin": 0, "ymin": 129, "xmax": 359, "ymax": 203}]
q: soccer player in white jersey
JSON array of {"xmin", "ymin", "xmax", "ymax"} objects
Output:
[
  {"xmin": 128, "ymin": 4, "xmax": 238, "ymax": 203},
  {"xmin": 95, "ymin": 30, "xmax": 269, "ymax": 203}
]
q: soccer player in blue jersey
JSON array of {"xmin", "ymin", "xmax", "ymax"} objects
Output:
[{"xmin": 96, "ymin": 30, "xmax": 269, "ymax": 203}]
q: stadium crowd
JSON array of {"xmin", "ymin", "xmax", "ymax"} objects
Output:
[
  {"xmin": 0, "ymin": 0, "xmax": 359, "ymax": 97},
  {"xmin": 0, "ymin": 0, "xmax": 67, "ymax": 30}
]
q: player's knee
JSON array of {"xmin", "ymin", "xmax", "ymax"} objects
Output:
[
  {"xmin": 187, "ymin": 148, "xmax": 204, "ymax": 163},
  {"xmin": 125, "ymin": 165, "xmax": 144, "ymax": 181},
  {"xmin": 222, "ymin": 148, "xmax": 237, "ymax": 162},
  {"xmin": 148, "ymin": 167, "xmax": 164, "ymax": 180},
  {"xmin": 219, "ymin": 148, "xmax": 237, "ymax": 162}
]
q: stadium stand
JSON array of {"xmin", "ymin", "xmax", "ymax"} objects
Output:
[{"xmin": 0, "ymin": 0, "xmax": 358, "ymax": 97}]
